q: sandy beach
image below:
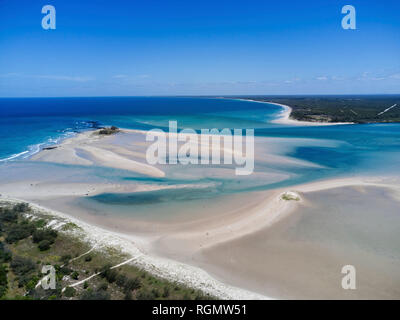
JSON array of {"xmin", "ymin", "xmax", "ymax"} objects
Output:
[
  {"xmin": 1, "ymin": 125, "xmax": 399, "ymax": 299},
  {"xmin": 234, "ymin": 99, "xmax": 353, "ymax": 126},
  {"xmin": 31, "ymin": 130, "xmax": 165, "ymax": 177},
  {"xmin": 2, "ymin": 0, "xmax": 399, "ymax": 304},
  {"xmin": 198, "ymin": 182, "xmax": 400, "ymax": 299}
]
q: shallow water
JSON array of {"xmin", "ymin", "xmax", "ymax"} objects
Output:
[
  {"xmin": 1, "ymin": 97, "xmax": 400, "ymax": 219},
  {"xmin": 199, "ymin": 186, "xmax": 400, "ymax": 299},
  {"xmin": 1, "ymin": 97, "xmax": 400, "ymax": 298}
]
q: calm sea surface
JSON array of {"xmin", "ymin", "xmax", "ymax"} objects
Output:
[{"xmin": 1, "ymin": 97, "xmax": 400, "ymax": 199}]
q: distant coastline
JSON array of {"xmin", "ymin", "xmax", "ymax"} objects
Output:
[
  {"xmin": 226, "ymin": 96, "xmax": 400, "ymax": 124},
  {"xmin": 1, "ymin": 97, "xmax": 400, "ymax": 299},
  {"xmin": 231, "ymin": 98, "xmax": 351, "ymax": 126}
]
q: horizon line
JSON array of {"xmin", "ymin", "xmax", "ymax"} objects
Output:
[{"xmin": 1, "ymin": 93, "xmax": 400, "ymax": 99}]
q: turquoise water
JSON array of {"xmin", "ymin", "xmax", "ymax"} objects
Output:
[
  {"xmin": 4, "ymin": 97, "xmax": 399, "ymax": 298},
  {"xmin": 0, "ymin": 97, "xmax": 281, "ymax": 161},
  {"xmin": 1, "ymin": 97, "xmax": 400, "ymax": 210}
]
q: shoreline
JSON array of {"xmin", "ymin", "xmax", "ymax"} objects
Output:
[
  {"xmin": 1, "ymin": 175, "xmax": 395, "ymax": 299},
  {"xmin": 0, "ymin": 195, "xmax": 269, "ymax": 300},
  {"xmin": 1, "ymin": 109, "xmax": 397, "ymax": 298},
  {"xmin": 0, "ymin": 97, "xmax": 349, "ymax": 164},
  {"xmin": 0, "ymin": 120, "xmax": 102, "ymax": 163},
  {"xmin": 232, "ymin": 98, "xmax": 353, "ymax": 126},
  {"xmin": 153, "ymin": 176, "xmax": 397, "ymax": 252}
]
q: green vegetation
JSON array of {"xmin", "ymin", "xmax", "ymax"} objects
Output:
[
  {"xmin": 236, "ymin": 95, "xmax": 400, "ymax": 123},
  {"xmin": 98, "ymin": 126, "xmax": 120, "ymax": 135},
  {"xmin": 281, "ymin": 192, "xmax": 300, "ymax": 201},
  {"xmin": 0, "ymin": 202, "xmax": 215, "ymax": 300},
  {"xmin": 61, "ymin": 222, "xmax": 79, "ymax": 231},
  {"xmin": 64, "ymin": 286, "xmax": 76, "ymax": 297}
]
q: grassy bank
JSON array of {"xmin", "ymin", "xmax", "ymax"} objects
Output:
[{"xmin": 0, "ymin": 202, "xmax": 214, "ymax": 300}]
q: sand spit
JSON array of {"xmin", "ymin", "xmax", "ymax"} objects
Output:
[
  {"xmin": 0, "ymin": 196, "xmax": 269, "ymax": 300},
  {"xmin": 31, "ymin": 130, "xmax": 165, "ymax": 177}
]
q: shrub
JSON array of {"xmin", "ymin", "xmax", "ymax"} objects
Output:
[
  {"xmin": 0, "ymin": 242, "xmax": 12, "ymax": 263},
  {"xmin": 64, "ymin": 286, "xmax": 76, "ymax": 297},
  {"xmin": 10, "ymin": 256, "xmax": 36, "ymax": 276},
  {"xmin": 61, "ymin": 254, "xmax": 71, "ymax": 264},
  {"xmin": 84, "ymin": 255, "xmax": 92, "ymax": 262},
  {"xmin": 136, "ymin": 289, "xmax": 155, "ymax": 300},
  {"xmin": 25, "ymin": 276, "xmax": 40, "ymax": 291},
  {"xmin": 98, "ymin": 282, "xmax": 108, "ymax": 291},
  {"xmin": 124, "ymin": 291, "xmax": 132, "ymax": 300},
  {"xmin": 80, "ymin": 289, "xmax": 110, "ymax": 300},
  {"xmin": 151, "ymin": 288, "xmax": 160, "ymax": 298},
  {"xmin": 0, "ymin": 285, "xmax": 7, "ymax": 298},
  {"xmin": 59, "ymin": 266, "xmax": 72, "ymax": 276},
  {"xmin": 195, "ymin": 293, "xmax": 212, "ymax": 300},
  {"xmin": 100, "ymin": 264, "xmax": 111, "ymax": 274},
  {"xmin": 5, "ymin": 223, "xmax": 35, "ymax": 243},
  {"xmin": 83, "ymin": 281, "xmax": 89, "ymax": 289},
  {"xmin": 61, "ymin": 222, "xmax": 79, "ymax": 231},
  {"xmin": 34, "ymin": 219, "xmax": 47, "ymax": 228},
  {"xmin": 162, "ymin": 286, "xmax": 170, "ymax": 298},
  {"xmin": 100, "ymin": 264, "xmax": 117, "ymax": 283},
  {"xmin": 0, "ymin": 264, "xmax": 8, "ymax": 289},
  {"xmin": 116, "ymin": 274, "xmax": 127, "ymax": 287},
  {"xmin": 32, "ymin": 229, "xmax": 58, "ymax": 244},
  {"xmin": 71, "ymin": 271, "xmax": 79, "ymax": 280},
  {"xmin": 124, "ymin": 277, "xmax": 141, "ymax": 291},
  {"xmin": 16, "ymin": 274, "xmax": 35, "ymax": 288},
  {"xmin": 13, "ymin": 203, "xmax": 30, "ymax": 213},
  {"xmin": 99, "ymin": 126, "xmax": 119, "ymax": 135},
  {"xmin": 0, "ymin": 208, "xmax": 18, "ymax": 223},
  {"xmin": 10, "ymin": 256, "xmax": 37, "ymax": 288},
  {"xmin": 28, "ymin": 285, "xmax": 62, "ymax": 300},
  {"xmin": 106, "ymin": 269, "xmax": 118, "ymax": 283},
  {"xmin": 38, "ymin": 239, "xmax": 51, "ymax": 251}
]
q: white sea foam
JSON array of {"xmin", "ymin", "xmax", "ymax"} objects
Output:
[
  {"xmin": 0, "ymin": 150, "xmax": 30, "ymax": 162},
  {"xmin": 0, "ymin": 124, "xmax": 92, "ymax": 162}
]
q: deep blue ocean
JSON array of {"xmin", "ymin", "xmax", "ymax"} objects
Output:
[
  {"xmin": 1, "ymin": 97, "xmax": 400, "ymax": 186},
  {"xmin": 0, "ymin": 97, "xmax": 282, "ymax": 161}
]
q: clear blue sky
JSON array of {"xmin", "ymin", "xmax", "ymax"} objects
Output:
[{"xmin": 0, "ymin": 0, "xmax": 399, "ymax": 96}]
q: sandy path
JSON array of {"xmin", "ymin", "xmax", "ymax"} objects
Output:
[{"xmin": 62, "ymin": 256, "xmax": 141, "ymax": 292}]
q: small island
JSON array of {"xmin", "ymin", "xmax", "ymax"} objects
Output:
[{"xmin": 98, "ymin": 126, "xmax": 120, "ymax": 135}]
